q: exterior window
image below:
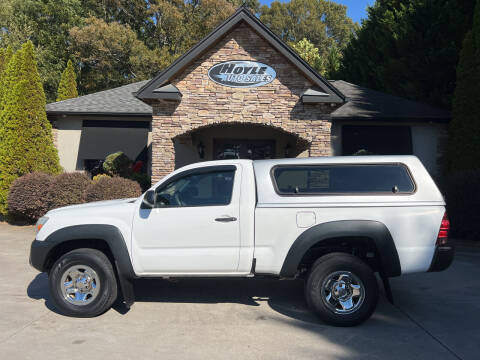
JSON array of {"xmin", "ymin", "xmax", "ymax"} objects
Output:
[
  {"xmin": 342, "ymin": 125, "xmax": 412, "ymax": 155},
  {"xmin": 155, "ymin": 170, "xmax": 235, "ymax": 207},
  {"xmin": 272, "ymin": 164, "xmax": 415, "ymax": 195}
]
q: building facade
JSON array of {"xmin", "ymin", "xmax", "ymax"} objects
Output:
[{"xmin": 46, "ymin": 8, "xmax": 450, "ymax": 181}]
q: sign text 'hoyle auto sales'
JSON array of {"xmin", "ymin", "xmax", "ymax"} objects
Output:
[{"xmin": 208, "ymin": 61, "xmax": 276, "ymax": 88}]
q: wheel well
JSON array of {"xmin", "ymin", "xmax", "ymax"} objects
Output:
[
  {"xmin": 44, "ymin": 239, "xmax": 115, "ymax": 272},
  {"xmin": 298, "ymin": 236, "xmax": 382, "ymax": 275}
]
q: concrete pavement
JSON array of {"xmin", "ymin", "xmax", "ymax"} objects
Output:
[{"xmin": 0, "ymin": 223, "xmax": 478, "ymax": 359}]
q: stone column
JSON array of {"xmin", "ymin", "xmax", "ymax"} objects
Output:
[
  {"xmin": 308, "ymin": 121, "xmax": 332, "ymax": 157},
  {"xmin": 151, "ymin": 101, "xmax": 181, "ymax": 182}
]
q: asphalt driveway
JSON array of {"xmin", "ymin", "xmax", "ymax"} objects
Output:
[{"xmin": 0, "ymin": 223, "xmax": 478, "ymax": 360}]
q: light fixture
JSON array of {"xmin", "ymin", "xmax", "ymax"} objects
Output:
[{"xmin": 197, "ymin": 142, "xmax": 205, "ymax": 159}]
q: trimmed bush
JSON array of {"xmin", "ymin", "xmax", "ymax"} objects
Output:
[
  {"xmin": 103, "ymin": 151, "xmax": 132, "ymax": 177},
  {"xmin": 444, "ymin": 170, "xmax": 480, "ymax": 240},
  {"xmin": 84, "ymin": 176, "xmax": 141, "ymax": 203},
  {"xmin": 130, "ymin": 172, "xmax": 151, "ymax": 192},
  {"xmin": 7, "ymin": 173, "xmax": 53, "ymax": 222},
  {"xmin": 47, "ymin": 172, "xmax": 91, "ymax": 210},
  {"xmin": 92, "ymin": 173, "xmax": 111, "ymax": 182}
]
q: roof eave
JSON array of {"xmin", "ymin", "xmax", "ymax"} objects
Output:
[{"xmin": 135, "ymin": 7, "xmax": 345, "ymax": 104}]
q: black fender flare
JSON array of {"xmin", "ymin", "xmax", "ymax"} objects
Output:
[
  {"xmin": 279, "ymin": 220, "xmax": 401, "ymax": 278},
  {"xmin": 38, "ymin": 224, "xmax": 136, "ymax": 307}
]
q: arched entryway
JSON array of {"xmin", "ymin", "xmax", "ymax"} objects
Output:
[{"xmin": 173, "ymin": 122, "xmax": 310, "ymax": 169}]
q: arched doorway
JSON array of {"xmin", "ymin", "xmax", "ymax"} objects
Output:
[{"xmin": 173, "ymin": 122, "xmax": 310, "ymax": 169}]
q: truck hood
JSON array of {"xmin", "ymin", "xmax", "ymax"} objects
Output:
[{"xmin": 47, "ymin": 198, "xmax": 138, "ymax": 215}]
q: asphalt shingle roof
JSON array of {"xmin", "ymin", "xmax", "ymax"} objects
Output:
[
  {"xmin": 46, "ymin": 79, "xmax": 450, "ymax": 122},
  {"xmin": 330, "ymin": 80, "xmax": 450, "ymax": 121},
  {"xmin": 46, "ymin": 80, "xmax": 152, "ymax": 116}
]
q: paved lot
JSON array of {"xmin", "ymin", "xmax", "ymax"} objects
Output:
[{"xmin": 0, "ymin": 223, "xmax": 479, "ymax": 360}]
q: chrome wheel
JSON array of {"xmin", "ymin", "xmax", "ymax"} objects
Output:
[
  {"xmin": 60, "ymin": 265, "xmax": 100, "ymax": 306},
  {"xmin": 321, "ymin": 271, "xmax": 365, "ymax": 314}
]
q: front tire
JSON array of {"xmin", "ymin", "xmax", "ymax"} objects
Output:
[
  {"xmin": 305, "ymin": 252, "xmax": 378, "ymax": 326},
  {"xmin": 49, "ymin": 248, "xmax": 118, "ymax": 317}
]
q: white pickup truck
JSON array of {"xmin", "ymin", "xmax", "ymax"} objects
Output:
[{"xmin": 30, "ymin": 156, "xmax": 453, "ymax": 326}]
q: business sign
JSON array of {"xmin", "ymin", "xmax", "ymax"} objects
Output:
[{"xmin": 208, "ymin": 61, "xmax": 276, "ymax": 88}]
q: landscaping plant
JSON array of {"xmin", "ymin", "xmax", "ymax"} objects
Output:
[
  {"xmin": 47, "ymin": 172, "xmax": 91, "ymax": 210},
  {"xmin": 0, "ymin": 42, "xmax": 61, "ymax": 216},
  {"xmin": 83, "ymin": 176, "xmax": 142, "ymax": 203},
  {"xmin": 56, "ymin": 59, "xmax": 78, "ymax": 101},
  {"xmin": 7, "ymin": 173, "xmax": 53, "ymax": 222}
]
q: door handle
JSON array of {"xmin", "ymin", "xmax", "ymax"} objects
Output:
[{"xmin": 215, "ymin": 216, "xmax": 237, "ymax": 222}]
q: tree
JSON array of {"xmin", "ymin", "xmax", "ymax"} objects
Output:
[
  {"xmin": 0, "ymin": 42, "xmax": 61, "ymax": 215},
  {"xmin": 337, "ymin": 0, "xmax": 477, "ymax": 109},
  {"xmin": 448, "ymin": 0, "xmax": 480, "ymax": 171},
  {"xmin": 69, "ymin": 17, "xmax": 169, "ymax": 94},
  {"xmin": 56, "ymin": 60, "xmax": 78, "ymax": 101},
  {"xmin": 0, "ymin": 0, "xmax": 85, "ymax": 102},
  {"xmin": 260, "ymin": 0, "xmax": 357, "ymax": 67},
  {"xmin": 0, "ymin": 46, "xmax": 14, "ymax": 111},
  {"xmin": 290, "ymin": 38, "xmax": 325, "ymax": 74}
]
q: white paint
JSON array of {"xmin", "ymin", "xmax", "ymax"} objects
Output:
[{"xmin": 36, "ymin": 156, "xmax": 445, "ymax": 278}]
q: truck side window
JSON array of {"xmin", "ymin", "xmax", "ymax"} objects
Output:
[
  {"xmin": 272, "ymin": 164, "xmax": 415, "ymax": 195},
  {"xmin": 155, "ymin": 170, "xmax": 235, "ymax": 207}
]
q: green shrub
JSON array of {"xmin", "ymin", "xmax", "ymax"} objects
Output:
[
  {"xmin": 56, "ymin": 59, "xmax": 78, "ymax": 102},
  {"xmin": 47, "ymin": 172, "xmax": 91, "ymax": 210},
  {"xmin": 84, "ymin": 176, "xmax": 141, "ymax": 202},
  {"xmin": 103, "ymin": 151, "xmax": 132, "ymax": 177},
  {"xmin": 444, "ymin": 170, "xmax": 480, "ymax": 240},
  {"xmin": 7, "ymin": 173, "xmax": 54, "ymax": 222},
  {"xmin": 130, "ymin": 172, "xmax": 151, "ymax": 192},
  {"xmin": 92, "ymin": 173, "xmax": 110, "ymax": 182}
]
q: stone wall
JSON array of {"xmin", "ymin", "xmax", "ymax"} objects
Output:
[{"xmin": 151, "ymin": 22, "xmax": 338, "ymax": 181}]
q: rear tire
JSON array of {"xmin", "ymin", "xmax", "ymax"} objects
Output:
[
  {"xmin": 305, "ymin": 252, "xmax": 378, "ymax": 326},
  {"xmin": 49, "ymin": 248, "xmax": 118, "ymax": 317}
]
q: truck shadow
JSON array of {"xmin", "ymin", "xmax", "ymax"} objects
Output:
[{"xmin": 27, "ymin": 273, "xmax": 320, "ymax": 323}]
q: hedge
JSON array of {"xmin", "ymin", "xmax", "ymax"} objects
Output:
[
  {"xmin": 84, "ymin": 176, "xmax": 142, "ymax": 203},
  {"xmin": 47, "ymin": 172, "xmax": 91, "ymax": 210},
  {"xmin": 444, "ymin": 170, "xmax": 480, "ymax": 240},
  {"xmin": 7, "ymin": 173, "xmax": 54, "ymax": 222}
]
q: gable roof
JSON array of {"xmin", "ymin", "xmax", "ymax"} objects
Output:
[
  {"xmin": 330, "ymin": 80, "xmax": 450, "ymax": 122},
  {"xmin": 46, "ymin": 80, "xmax": 152, "ymax": 116},
  {"xmin": 135, "ymin": 6, "xmax": 345, "ymax": 104}
]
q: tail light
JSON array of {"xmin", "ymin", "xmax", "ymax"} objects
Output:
[{"xmin": 436, "ymin": 212, "xmax": 450, "ymax": 246}]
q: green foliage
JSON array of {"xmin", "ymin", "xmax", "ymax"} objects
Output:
[
  {"xmin": 444, "ymin": 170, "xmax": 480, "ymax": 240},
  {"xmin": 69, "ymin": 17, "xmax": 168, "ymax": 94},
  {"xmin": 290, "ymin": 38, "xmax": 325, "ymax": 74},
  {"xmin": 0, "ymin": 46, "xmax": 14, "ymax": 112},
  {"xmin": 448, "ymin": 0, "xmax": 480, "ymax": 171},
  {"xmin": 56, "ymin": 60, "xmax": 78, "ymax": 101},
  {"xmin": 130, "ymin": 172, "xmax": 152, "ymax": 192},
  {"xmin": 0, "ymin": 42, "xmax": 61, "ymax": 215},
  {"xmin": 84, "ymin": 176, "xmax": 142, "ymax": 202},
  {"xmin": 260, "ymin": 0, "xmax": 357, "ymax": 70},
  {"xmin": 7, "ymin": 172, "xmax": 54, "ymax": 222},
  {"xmin": 102, "ymin": 151, "xmax": 133, "ymax": 177},
  {"xmin": 337, "ymin": 0, "xmax": 476, "ymax": 109}
]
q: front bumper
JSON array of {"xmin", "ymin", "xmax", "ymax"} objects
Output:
[
  {"xmin": 428, "ymin": 244, "xmax": 454, "ymax": 272},
  {"xmin": 29, "ymin": 239, "xmax": 54, "ymax": 272}
]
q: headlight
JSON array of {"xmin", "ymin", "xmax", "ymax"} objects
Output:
[{"xmin": 35, "ymin": 216, "xmax": 49, "ymax": 234}]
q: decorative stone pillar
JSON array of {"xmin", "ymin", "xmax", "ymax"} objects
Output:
[
  {"xmin": 308, "ymin": 121, "xmax": 332, "ymax": 157},
  {"xmin": 151, "ymin": 101, "xmax": 181, "ymax": 182}
]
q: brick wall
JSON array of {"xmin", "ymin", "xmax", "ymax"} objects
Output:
[{"xmin": 151, "ymin": 22, "xmax": 338, "ymax": 181}]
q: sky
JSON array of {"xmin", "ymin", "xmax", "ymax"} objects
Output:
[{"xmin": 258, "ymin": 0, "xmax": 376, "ymax": 24}]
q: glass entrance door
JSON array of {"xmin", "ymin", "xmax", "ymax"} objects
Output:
[{"xmin": 213, "ymin": 139, "xmax": 276, "ymax": 160}]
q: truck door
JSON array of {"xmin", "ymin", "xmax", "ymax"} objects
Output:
[{"xmin": 132, "ymin": 164, "xmax": 241, "ymax": 274}]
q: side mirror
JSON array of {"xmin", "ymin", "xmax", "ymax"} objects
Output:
[{"xmin": 141, "ymin": 190, "xmax": 155, "ymax": 209}]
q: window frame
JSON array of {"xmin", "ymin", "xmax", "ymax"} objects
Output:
[
  {"xmin": 270, "ymin": 163, "xmax": 417, "ymax": 196},
  {"xmin": 154, "ymin": 165, "xmax": 237, "ymax": 208}
]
